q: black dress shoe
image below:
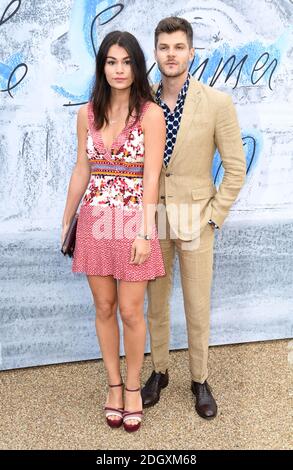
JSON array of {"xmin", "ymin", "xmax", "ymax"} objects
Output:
[
  {"xmin": 141, "ymin": 370, "xmax": 169, "ymax": 407},
  {"xmin": 191, "ymin": 380, "xmax": 217, "ymax": 419}
]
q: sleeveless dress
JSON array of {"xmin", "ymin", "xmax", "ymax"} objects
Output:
[{"xmin": 72, "ymin": 101, "xmax": 166, "ymax": 281}]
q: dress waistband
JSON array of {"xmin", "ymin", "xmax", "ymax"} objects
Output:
[{"xmin": 90, "ymin": 159, "xmax": 144, "ymax": 178}]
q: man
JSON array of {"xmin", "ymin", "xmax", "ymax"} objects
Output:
[{"xmin": 142, "ymin": 17, "xmax": 246, "ymax": 419}]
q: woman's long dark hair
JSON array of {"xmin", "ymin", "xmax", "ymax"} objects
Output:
[{"xmin": 90, "ymin": 31, "xmax": 154, "ymax": 129}]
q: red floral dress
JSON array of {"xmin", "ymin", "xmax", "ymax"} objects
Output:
[{"xmin": 72, "ymin": 101, "xmax": 165, "ymax": 281}]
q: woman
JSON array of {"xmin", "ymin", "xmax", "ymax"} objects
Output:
[{"xmin": 61, "ymin": 31, "xmax": 166, "ymax": 432}]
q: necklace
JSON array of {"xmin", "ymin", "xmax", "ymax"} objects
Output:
[{"xmin": 109, "ymin": 117, "xmax": 126, "ymax": 125}]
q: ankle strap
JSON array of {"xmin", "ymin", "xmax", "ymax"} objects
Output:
[
  {"xmin": 109, "ymin": 382, "xmax": 124, "ymax": 388},
  {"xmin": 125, "ymin": 387, "xmax": 140, "ymax": 392}
]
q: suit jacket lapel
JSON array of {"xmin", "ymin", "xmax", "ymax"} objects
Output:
[
  {"xmin": 152, "ymin": 78, "xmax": 202, "ymax": 169},
  {"xmin": 168, "ymin": 79, "xmax": 201, "ymax": 168}
]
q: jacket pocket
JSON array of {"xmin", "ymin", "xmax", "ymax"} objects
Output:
[{"xmin": 191, "ymin": 185, "xmax": 216, "ymax": 200}]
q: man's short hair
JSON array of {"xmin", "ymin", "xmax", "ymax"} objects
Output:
[{"xmin": 155, "ymin": 17, "xmax": 193, "ymax": 48}]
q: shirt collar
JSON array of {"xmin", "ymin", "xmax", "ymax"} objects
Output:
[{"xmin": 156, "ymin": 72, "xmax": 190, "ymax": 107}]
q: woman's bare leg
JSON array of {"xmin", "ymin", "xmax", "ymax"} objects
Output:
[
  {"xmin": 119, "ymin": 280, "xmax": 147, "ymax": 424},
  {"xmin": 87, "ymin": 275, "xmax": 122, "ymax": 422}
]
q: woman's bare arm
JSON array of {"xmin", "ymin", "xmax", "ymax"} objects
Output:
[
  {"xmin": 130, "ymin": 102, "xmax": 166, "ymax": 264},
  {"xmin": 61, "ymin": 105, "xmax": 91, "ymax": 240}
]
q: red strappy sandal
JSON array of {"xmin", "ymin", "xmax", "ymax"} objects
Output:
[
  {"xmin": 104, "ymin": 382, "xmax": 124, "ymax": 428},
  {"xmin": 123, "ymin": 387, "xmax": 143, "ymax": 432}
]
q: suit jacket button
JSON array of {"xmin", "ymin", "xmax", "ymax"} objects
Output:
[{"xmin": 166, "ymin": 172, "xmax": 171, "ymax": 177}]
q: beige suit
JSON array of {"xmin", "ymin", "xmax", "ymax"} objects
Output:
[{"xmin": 147, "ymin": 78, "xmax": 246, "ymax": 383}]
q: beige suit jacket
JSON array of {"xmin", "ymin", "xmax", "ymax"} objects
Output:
[{"xmin": 154, "ymin": 78, "xmax": 246, "ymax": 240}]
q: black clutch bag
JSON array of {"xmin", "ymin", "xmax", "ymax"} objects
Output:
[{"xmin": 61, "ymin": 213, "xmax": 79, "ymax": 257}]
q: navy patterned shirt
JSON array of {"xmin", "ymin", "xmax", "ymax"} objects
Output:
[{"xmin": 155, "ymin": 73, "xmax": 190, "ymax": 167}]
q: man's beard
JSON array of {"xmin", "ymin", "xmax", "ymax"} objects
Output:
[{"xmin": 158, "ymin": 63, "xmax": 188, "ymax": 78}]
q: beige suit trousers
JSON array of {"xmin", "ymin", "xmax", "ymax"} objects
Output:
[{"xmin": 147, "ymin": 221, "xmax": 215, "ymax": 383}]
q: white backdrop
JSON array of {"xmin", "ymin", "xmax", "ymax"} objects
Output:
[{"xmin": 0, "ymin": 0, "xmax": 292, "ymax": 369}]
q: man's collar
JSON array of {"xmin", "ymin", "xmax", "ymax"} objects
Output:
[{"xmin": 156, "ymin": 72, "xmax": 191, "ymax": 103}]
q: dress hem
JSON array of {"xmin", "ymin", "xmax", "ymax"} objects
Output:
[{"xmin": 72, "ymin": 268, "xmax": 166, "ymax": 282}]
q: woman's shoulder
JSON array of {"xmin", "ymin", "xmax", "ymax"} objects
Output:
[
  {"xmin": 77, "ymin": 103, "xmax": 90, "ymax": 129},
  {"xmin": 78, "ymin": 103, "xmax": 89, "ymax": 117},
  {"xmin": 141, "ymin": 100, "xmax": 164, "ymax": 120}
]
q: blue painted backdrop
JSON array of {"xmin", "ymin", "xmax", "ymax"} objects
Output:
[{"xmin": 0, "ymin": 0, "xmax": 292, "ymax": 369}]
